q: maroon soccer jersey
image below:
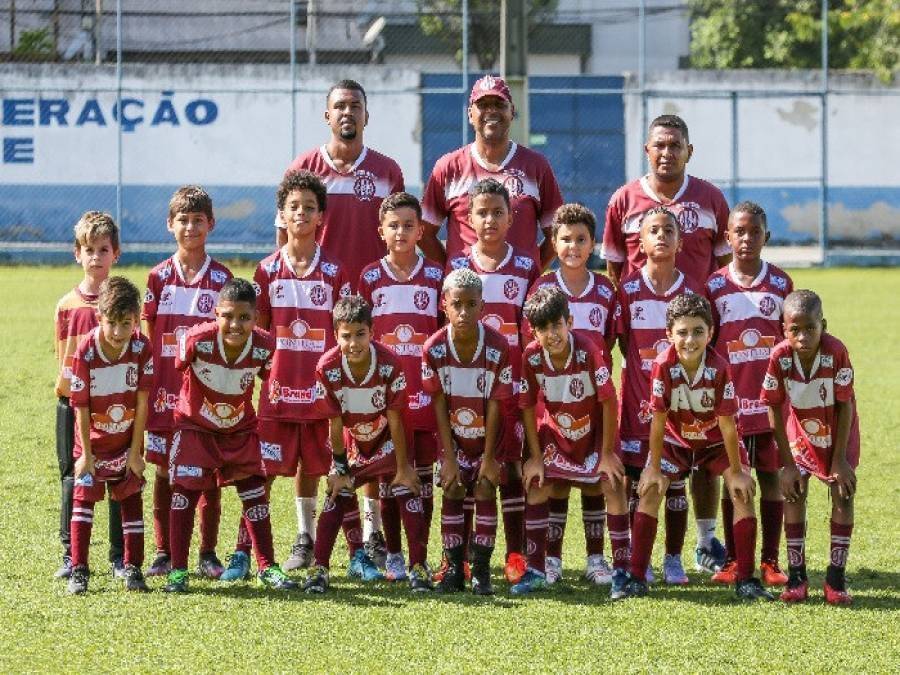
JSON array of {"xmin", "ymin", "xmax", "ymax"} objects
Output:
[
  {"xmin": 358, "ymin": 256, "xmax": 443, "ymax": 432},
  {"xmin": 173, "ymin": 322, "xmax": 274, "ymax": 435},
  {"xmin": 525, "ymin": 270, "xmax": 616, "ymax": 354},
  {"xmin": 69, "ymin": 328, "xmax": 153, "ymax": 456},
  {"xmin": 650, "ymin": 345, "xmax": 738, "ymax": 450},
  {"xmin": 283, "ymin": 146, "xmax": 404, "ymax": 290},
  {"xmin": 615, "ymin": 268, "xmax": 704, "ymax": 450},
  {"xmin": 316, "ymin": 342, "xmax": 407, "ymax": 461},
  {"xmin": 254, "ymin": 246, "xmax": 351, "ymax": 421},
  {"xmin": 421, "ymin": 323, "xmax": 514, "ymax": 458},
  {"xmin": 760, "ymin": 334, "xmax": 860, "ymax": 468},
  {"xmin": 602, "ymin": 175, "xmax": 730, "ymax": 285},
  {"xmin": 707, "ymin": 261, "xmax": 793, "ymax": 435},
  {"xmin": 142, "ymin": 255, "xmax": 232, "ymax": 434},
  {"xmin": 519, "ymin": 333, "xmax": 616, "ymax": 464},
  {"xmin": 55, "ymin": 287, "xmax": 100, "ymax": 397},
  {"xmin": 422, "ymin": 143, "xmax": 564, "ymax": 264}
]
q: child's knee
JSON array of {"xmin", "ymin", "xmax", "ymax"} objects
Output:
[
  {"xmin": 443, "ymin": 483, "xmax": 466, "ymax": 501},
  {"xmin": 473, "ymin": 480, "xmax": 495, "ymax": 501}
]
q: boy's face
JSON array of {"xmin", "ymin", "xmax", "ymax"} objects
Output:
[
  {"xmin": 727, "ymin": 212, "xmax": 769, "ymax": 264},
  {"xmin": 98, "ymin": 311, "xmax": 137, "ymax": 352},
  {"xmin": 533, "ymin": 315, "xmax": 573, "ymax": 358},
  {"xmin": 470, "ymin": 193, "xmax": 511, "ymax": 246},
  {"xmin": 645, "ymin": 126, "xmax": 692, "ymax": 182},
  {"xmin": 666, "ymin": 315, "xmax": 712, "ymax": 367},
  {"xmin": 335, "ymin": 321, "xmax": 372, "ymax": 364},
  {"xmin": 639, "ymin": 213, "xmax": 682, "ymax": 262},
  {"xmin": 443, "ymin": 286, "xmax": 483, "ymax": 336},
  {"xmin": 215, "ymin": 300, "xmax": 256, "ymax": 350},
  {"xmin": 168, "ymin": 211, "xmax": 213, "ymax": 253},
  {"xmin": 279, "ymin": 189, "xmax": 322, "ymax": 241},
  {"xmin": 783, "ymin": 310, "xmax": 825, "ymax": 360},
  {"xmin": 379, "ymin": 207, "xmax": 422, "ymax": 254},
  {"xmin": 553, "ymin": 222, "xmax": 594, "ymax": 271},
  {"xmin": 75, "ymin": 235, "xmax": 118, "ymax": 279}
]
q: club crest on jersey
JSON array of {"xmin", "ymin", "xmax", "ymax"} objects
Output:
[
  {"xmin": 371, "ymin": 388, "xmax": 387, "ymax": 409},
  {"xmin": 239, "ymin": 372, "xmax": 254, "ymax": 391},
  {"xmin": 569, "ymin": 377, "xmax": 585, "ymax": 399},
  {"xmin": 623, "ymin": 279, "xmax": 640, "ymax": 295},
  {"xmin": 210, "ymin": 269, "xmax": 227, "ymax": 284},
  {"xmin": 425, "ymin": 266, "xmax": 442, "ymax": 280},
  {"xmin": 503, "ymin": 279, "xmax": 520, "ymax": 299},
  {"xmin": 486, "ymin": 347, "xmax": 501, "ymax": 364},
  {"xmin": 707, "ymin": 275, "xmax": 726, "ymax": 292},
  {"xmin": 309, "ymin": 285, "xmax": 328, "ymax": 306},
  {"xmin": 125, "ymin": 365, "xmax": 138, "ymax": 388},
  {"xmin": 677, "ymin": 202, "xmax": 700, "ymax": 233},
  {"xmin": 363, "ymin": 267, "xmax": 381, "ymax": 284},
  {"xmin": 835, "ymin": 367, "xmax": 852, "ymax": 387},
  {"xmin": 414, "ymin": 289, "xmax": 431, "ymax": 310},
  {"xmin": 352, "ymin": 170, "xmax": 377, "ymax": 201},
  {"xmin": 589, "ymin": 306, "xmax": 603, "ymax": 327},
  {"xmin": 197, "ymin": 293, "xmax": 215, "ymax": 314},
  {"xmin": 513, "ymin": 255, "xmax": 532, "ymax": 270},
  {"xmin": 321, "ymin": 262, "xmax": 338, "ymax": 277},
  {"xmin": 502, "ymin": 169, "xmax": 526, "ymax": 198},
  {"xmin": 475, "ymin": 373, "xmax": 486, "ymax": 392},
  {"xmin": 758, "ymin": 296, "xmax": 777, "ymax": 317}
]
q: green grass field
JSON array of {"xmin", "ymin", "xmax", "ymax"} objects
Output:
[{"xmin": 1, "ymin": 265, "xmax": 898, "ymax": 672}]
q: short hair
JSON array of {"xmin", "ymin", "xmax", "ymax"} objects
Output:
[
  {"xmin": 327, "ymin": 79, "xmax": 367, "ymax": 106},
  {"xmin": 379, "ymin": 191, "xmax": 422, "ymax": 222},
  {"xmin": 730, "ymin": 200, "xmax": 768, "ymax": 229},
  {"xmin": 277, "ymin": 170, "xmax": 327, "ymax": 212},
  {"xmin": 783, "ymin": 289, "xmax": 823, "ymax": 319},
  {"xmin": 468, "ymin": 178, "xmax": 510, "ymax": 212},
  {"xmin": 551, "ymin": 203, "xmax": 596, "ymax": 241},
  {"xmin": 219, "ymin": 278, "xmax": 257, "ymax": 307},
  {"xmin": 442, "ymin": 268, "xmax": 482, "ymax": 296},
  {"xmin": 168, "ymin": 185, "xmax": 214, "ymax": 221},
  {"xmin": 666, "ymin": 293, "xmax": 713, "ymax": 330},
  {"xmin": 333, "ymin": 295, "xmax": 372, "ymax": 329},
  {"xmin": 74, "ymin": 211, "xmax": 120, "ymax": 251},
  {"xmin": 649, "ymin": 114, "xmax": 689, "ymax": 142},
  {"xmin": 524, "ymin": 286, "xmax": 570, "ymax": 329},
  {"xmin": 639, "ymin": 206, "xmax": 680, "ymax": 234},
  {"xmin": 97, "ymin": 276, "xmax": 141, "ymax": 319}
]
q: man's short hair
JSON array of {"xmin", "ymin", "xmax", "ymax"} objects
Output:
[
  {"xmin": 333, "ymin": 295, "xmax": 372, "ymax": 329},
  {"xmin": 524, "ymin": 286, "xmax": 570, "ymax": 330},
  {"xmin": 98, "ymin": 276, "xmax": 141, "ymax": 319},
  {"xmin": 552, "ymin": 203, "xmax": 597, "ymax": 241},
  {"xmin": 649, "ymin": 114, "xmax": 690, "ymax": 142},
  {"xmin": 442, "ymin": 268, "xmax": 482, "ymax": 296},
  {"xmin": 468, "ymin": 178, "xmax": 510, "ymax": 212},
  {"xmin": 74, "ymin": 211, "xmax": 120, "ymax": 251},
  {"xmin": 666, "ymin": 293, "xmax": 713, "ymax": 330},
  {"xmin": 327, "ymin": 79, "xmax": 367, "ymax": 106},
  {"xmin": 379, "ymin": 191, "xmax": 422, "ymax": 222},
  {"xmin": 219, "ymin": 278, "xmax": 257, "ymax": 307},
  {"xmin": 731, "ymin": 200, "xmax": 768, "ymax": 229},
  {"xmin": 783, "ymin": 289, "xmax": 823, "ymax": 319},
  {"xmin": 277, "ymin": 170, "xmax": 327, "ymax": 212},
  {"xmin": 168, "ymin": 185, "xmax": 214, "ymax": 221}
]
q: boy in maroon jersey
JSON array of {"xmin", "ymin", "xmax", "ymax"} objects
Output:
[
  {"xmin": 423, "ymin": 268, "xmax": 514, "ymax": 595},
  {"xmin": 53, "ymin": 212, "xmax": 125, "ymax": 580},
  {"xmin": 162, "ymin": 279, "xmax": 296, "ymax": 593},
  {"xmin": 447, "ymin": 178, "xmax": 538, "ymax": 585},
  {"xmin": 707, "ymin": 202, "xmax": 793, "ymax": 586},
  {"xmin": 624, "ymin": 294, "xmax": 772, "ymax": 601},
  {"xmin": 142, "ymin": 186, "xmax": 232, "ymax": 579},
  {"xmin": 762, "ymin": 290, "xmax": 859, "ymax": 605},
  {"xmin": 525, "ymin": 204, "xmax": 618, "ymax": 586},
  {"xmin": 512, "ymin": 287, "xmax": 632, "ymax": 599},
  {"xmin": 358, "ymin": 192, "xmax": 443, "ymax": 581},
  {"xmin": 303, "ymin": 297, "xmax": 430, "ymax": 593},
  {"xmin": 67, "ymin": 277, "xmax": 152, "ymax": 594}
]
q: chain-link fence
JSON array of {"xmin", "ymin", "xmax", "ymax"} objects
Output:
[{"xmin": 1, "ymin": 1, "xmax": 897, "ymax": 263}]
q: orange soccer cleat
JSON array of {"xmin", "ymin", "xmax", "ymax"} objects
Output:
[
  {"xmin": 760, "ymin": 559, "xmax": 789, "ymax": 586},
  {"xmin": 780, "ymin": 579, "xmax": 809, "ymax": 603},
  {"xmin": 711, "ymin": 559, "xmax": 737, "ymax": 585},
  {"xmin": 824, "ymin": 582, "xmax": 853, "ymax": 606},
  {"xmin": 504, "ymin": 552, "xmax": 527, "ymax": 584}
]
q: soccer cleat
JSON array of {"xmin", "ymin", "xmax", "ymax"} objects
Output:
[
  {"xmin": 695, "ymin": 537, "xmax": 728, "ymax": 573},
  {"xmin": 146, "ymin": 552, "xmax": 171, "ymax": 577},
  {"xmin": 408, "ymin": 564, "xmax": 434, "ymax": 593},
  {"xmin": 504, "ymin": 551, "xmax": 527, "ymax": 584},
  {"xmin": 162, "ymin": 568, "xmax": 189, "ymax": 593},
  {"xmin": 735, "ymin": 577, "xmax": 775, "ymax": 601},
  {"xmin": 348, "ymin": 549, "xmax": 385, "ymax": 582},
  {"xmin": 258, "ymin": 564, "xmax": 298, "ymax": 590},
  {"xmin": 364, "ymin": 531, "xmax": 388, "ymax": 570},
  {"xmin": 584, "ymin": 554, "xmax": 614, "ymax": 585},
  {"xmin": 623, "ymin": 577, "xmax": 648, "ymax": 598},
  {"xmin": 384, "ymin": 552, "xmax": 408, "ymax": 581},
  {"xmin": 111, "ymin": 555, "xmax": 126, "ymax": 579},
  {"xmin": 123, "ymin": 564, "xmax": 150, "ymax": 592},
  {"xmin": 711, "ymin": 559, "xmax": 737, "ymax": 585},
  {"xmin": 67, "ymin": 565, "xmax": 89, "ymax": 595},
  {"xmin": 283, "ymin": 533, "xmax": 314, "ymax": 572},
  {"xmin": 662, "ymin": 554, "xmax": 690, "ymax": 585},
  {"xmin": 55, "ymin": 555, "xmax": 73, "ymax": 580},
  {"xmin": 780, "ymin": 576, "xmax": 809, "ymax": 603},
  {"xmin": 824, "ymin": 582, "xmax": 853, "ymax": 606},
  {"xmin": 197, "ymin": 552, "xmax": 225, "ymax": 579},
  {"xmin": 435, "ymin": 546, "xmax": 465, "ymax": 594},
  {"xmin": 469, "ymin": 543, "xmax": 495, "ymax": 596},
  {"xmin": 545, "ymin": 556, "xmax": 562, "ymax": 585},
  {"xmin": 760, "ymin": 559, "xmax": 789, "ymax": 586},
  {"xmin": 610, "ymin": 568, "xmax": 630, "ymax": 600},
  {"xmin": 510, "ymin": 569, "xmax": 548, "ymax": 596},
  {"xmin": 303, "ymin": 566, "xmax": 330, "ymax": 594},
  {"xmin": 219, "ymin": 551, "xmax": 251, "ymax": 582}
]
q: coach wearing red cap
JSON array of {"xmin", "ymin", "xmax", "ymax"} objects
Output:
[{"xmin": 419, "ymin": 75, "xmax": 564, "ymax": 269}]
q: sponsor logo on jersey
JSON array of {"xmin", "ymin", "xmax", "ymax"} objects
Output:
[
  {"xmin": 325, "ymin": 367, "xmax": 341, "ymax": 383},
  {"xmin": 269, "ymin": 381, "xmax": 317, "ymax": 406},
  {"xmin": 639, "ymin": 339, "xmax": 670, "ymax": 371},
  {"xmin": 770, "ymin": 274, "xmax": 787, "ymax": 291},
  {"xmin": 623, "ymin": 279, "xmax": 640, "ymax": 295},
  {"xmin": 597, "ymin": 284, "xmax": 613, "ymax": 300},
  {"xmin": 382, "ymin": 324, "xmax": 427, "ymax": 357},
  {"xmin": 544, "ymin": 441, "xmax": 597, "ymax": 475},
  {"xmin": 321, "ymin": 262, "xmax": 338, "ymax": 278},
  {"xmin": 391, "ymin": 373, "xmax": 406, "ymax": 393},
  {"xmin": 161, "ymin": 326, "xmax": 189, "ymax": 358},
  {"xmin": 349, "ymin": 414, "xmax": 388, "ymax": 443},
  {"xmin": 450, "ymin": 407, "xmax": 485, "ymax": 439},
  {"xmin": 660, "ymin": 458, "xmax": 680, "ymax": 474},
  {"xmin": 739, "ymin": 398, "xmax": 768, "ymax": 416},
  {"xmin": 513, "ymin": 255, "xmax": 533, "ymax": 270},
  {"xmin": 176, "ymin": 465, "xmax": 202, "ymax": 478},
  {"xmin": 347, "ymin": 438, "xmax": 393, "ymax": 469},
  {"xmin": 707, "ymin": 275, "xmax": 726, "ymax": 292},
  {"xmin": 146, "ymin": 433, "xmax": 167, "ymax": 455},
  {"xmin": 681, "ymin": 417, "xmax": 718, "ymax": 440},
  {"xmin": 483, "ymin": 314, "xmax": 518, "ymax": 346},
  {"xmin": 352, "ymin": 169, "xmax": 377, "ymax": 201},
  {"xmin": 378, "ymin": 364, "xmax": 393, "ymax": 379},
  {"xmin": 154, "ymin": 387, "xmax": 177, "ymax": 413},
  {"xmin": 621, "ymin": 439, "xmax": 642, "ymax": 454},
  {"xmin": 93, "ymin": 453, "xmax": 127, "ymax": 474},
  {"xmin": 528, "ymin": 352, "xmax": 542, "ymax": 367},
  {"xmin": 276, "ymin": 320, "xmax": 326, "ymax": 353},
  {"xmin": 92, "ymin": 403, "xmax": 135, "ymax": 434},
  {"xmin": 821, "ymin": 354, "xmax": 834, "ymax": 368},
  {"xmin": 552, "ymin": 412, "xmax": 591, "ymax": 442},
  {"xmin": 424, "ymin": 266, "xmax": 442, "ymax": 280},
  {"xmin": 595, "ymin": 366, "xmax": 610, "ymax": 387},
  {"xmin": 210, "ymin": 269, "xmax": 228, "ymax": 284},
  {"xmin": 407, "ymin": 391, "xmax": 431, "ymax": 410},
  {"xmin": 195, "ymin": 340, "xmax": 213, "ymax": 354},
  {"xmin": 799, "ymin": 417, "xmax": 831, "ymax": 449},
  {"xmin": 252, "ymin": 347, "xmax": 271, "ymax": 361},
  {"xmin": 363, "ymin": 267, "xmax": 381, "ymax": 284},
  {"xmin": 727, "ymin": 328, "xmax": 776, "ymax": 364},
  {"xmin": 200, "ymin": 398, "xmax": 246, "ymax": 429},
  {"xmin": 429, "ymin": 343, "xmax": 447, "ymax": 360},
  {"xmin": 449, "ymin": 257, "xmax": 470, "ymax": 270}
]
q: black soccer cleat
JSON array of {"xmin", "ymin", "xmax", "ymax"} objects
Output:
[
  {"xmin": 67, "ymin": 564, "xmax": 89, "ymax": 595},
  {"xmin": 735, "ymin": 577, "xmax": 775, "ymax": 601},
  {"xmin": 123, "ymin": 564, "xmax": 151, "ymax": 592},
  {"xmin": 435, "ymin": 546, "xmax": 465, "ymax": 594},
  {"xmin": 623, "ymin": 577, "xmax": 649, "ymax": 598},
  {"xmin": 469, "ymin": 543, "xmax": 495, "ymax": 596}
]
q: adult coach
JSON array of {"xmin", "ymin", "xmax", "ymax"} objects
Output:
[
  {"xmin": 276, "ymin": 79, "xmax": 405, "ymax": 290},
  {"xmin": 419, "ymin": 75, "xmax": 564, "ymax": 269}
]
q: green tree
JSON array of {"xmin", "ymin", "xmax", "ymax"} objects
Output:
[
  {"xmin": 688, "ymin": 0, "xmax": 899, "ymax": 82},
  {"xmin": 418, "ymin": 0, "xmax": 558, "ymax": 70}
]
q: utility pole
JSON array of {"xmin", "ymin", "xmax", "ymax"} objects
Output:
[{"xmin": 500, "ymin": 0, "xmax": 529, "ymax": 145}]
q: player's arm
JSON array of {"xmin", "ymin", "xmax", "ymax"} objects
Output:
[
  {"xmin": 768, "ymin": 405, "xmax": 802, "ymax": 502},
  {"xmin": 74, "ymin": 406, "xmax": 95, "ymax": 478},
  {"xmin": 387, "ymin": 408, "xmax": 420, "ymax": 495},
  {"xmin": 433, "ymin": 391, "xmax": 460, "ymax": 490},
  {"xmin": 126, "ymin": 390, "xmax": 148, "ymax": 477},
  {"xmin": 598, "ymin": 396, "xmax": 624, "ymax": 487},
  {"xmin": 478, "ymin": 398, "xmax": 503, "ymax": 487},
  {"xmin": 418, "ymin": 221, "xmax": 446, "ymax": 266},
  {"xmin": 718, "ymin": 413, "xmax": 754, "ymax": 504},
  {"xmin": 143, "ymin": 319, "xmax": 154, "ymax": 344},
  {"xmin": 638, "ymin": 410, "xmax": 669, "ymax": 497},
  {"xmin": 325, "ymin": 416, "xmax": 353, "ymax": 498},
  {"xmin": 606, "ymin": 261, "xmax": 623, "ymax": 287},
  {"xmin": 520, "ymin": 405, "xmax": 544, "ymax": 489},
  {"xmin": 831, "ymin": 398, "xmax": 857, "ymax": 499},
  {"xmin": 538, "ymin": 229, "xmax": 556, "ymax": 271}
]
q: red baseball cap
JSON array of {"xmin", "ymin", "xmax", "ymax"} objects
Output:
[{"xmin": 469, "ymin": 75, "xmax": 513, "ymax": 105}]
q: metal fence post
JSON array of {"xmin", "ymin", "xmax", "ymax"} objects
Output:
[
  {"xmin": 639, "ymin": 0, "xmax": 647, "ymax": 174},
  {"xmin": 289, "ymin": 0, "xmax": 297, "ymax": 160},
  {"xmin": 461, "ymin": 0, "xmax": 469, "ymax": 147},
  {"xmin": 731, "ymin": 90, "xmax": 739, "ymax": 205},
  {"xmin": 820, "ymin": 0, "xmax": 829, "ymax": 259},
  {"xmin": 115, "ymin": 0, "xmax": 122, "ymax": 231}
]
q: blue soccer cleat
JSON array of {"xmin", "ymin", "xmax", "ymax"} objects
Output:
[
  {"xmin": 219, "ymin": 550, "xmax": 251, "ymax": 582},
  {"xmin": 348, "ymin": 549, "xmax": 384, "ymax": 582}
]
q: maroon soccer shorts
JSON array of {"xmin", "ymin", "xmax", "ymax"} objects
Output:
[
  {"xmin": 145, "ymin": 431, "xmax": 172, "ymax": 468},
  {"xmin": 744, "ymin": 432, "xmax": 781, "ymax": 473},
  {"xmin": 258, "ymin": 418, "xmax": 330, "ymax": 478},
  {"xmin": 73, "ymin": 448, "xmax": 144, "ymax": 502},
  {"xmin": 411, "ymin": 429, "xmax": 439, "ymax": 466},
  {"xmin": 169, "ymin": 428, "xmax": 265, "ymax": 489},
  {"xmin": 658, "ymin": 441, "xmax": 750, "ymax": 480}
]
